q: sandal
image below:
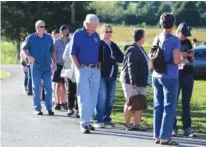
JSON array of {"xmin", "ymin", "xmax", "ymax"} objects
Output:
[{"xmin": 161, "ymin": 140, "xmax": 179, "ymax": 146}]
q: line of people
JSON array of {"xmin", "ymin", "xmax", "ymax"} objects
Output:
[{"xmin": 21, "ymin": 12, "xmax": 196, "ymax": 146}]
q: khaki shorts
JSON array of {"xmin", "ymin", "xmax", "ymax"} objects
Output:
[{"xmin": 121, "ymin": 82, "xmax": 147, "ymax": 100}]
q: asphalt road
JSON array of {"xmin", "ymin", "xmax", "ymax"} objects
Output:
[{"xmin": 1, "ymin": 65, "xmax": 206, "ymax": 147}]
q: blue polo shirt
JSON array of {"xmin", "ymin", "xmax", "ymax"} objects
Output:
[
  {"xmin": 54, "ymin": 38, "xmax": 68, "ymax": 65},
  {"xmin": 22, "ymin": 33, "xmax": 55, "ymax": 71},
  {"xmin": 70, "ymin": 28, "xmax": 100, "ymax": 64}
]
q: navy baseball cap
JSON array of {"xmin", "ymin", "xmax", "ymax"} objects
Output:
[
  {"xmin": 60, "ymin": 25, "xmax": 69, "ymax": 31},
  {"xmin": 177, "ymin": 22, "xmax": 191, "ymax": 37}
]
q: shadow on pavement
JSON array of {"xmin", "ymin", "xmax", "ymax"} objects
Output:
[{"xmin": 93, "ymin": 129, "xmax": 206, "ymax": 147}]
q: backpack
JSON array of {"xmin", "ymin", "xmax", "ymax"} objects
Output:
[{"xmin": 149, "ymin": 35, "xmax": 172, "ymax": 73}]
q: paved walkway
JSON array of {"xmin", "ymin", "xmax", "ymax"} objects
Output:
[{"xmin": 1, "ymin": 65, "xmax": 206, "ymax": 147}]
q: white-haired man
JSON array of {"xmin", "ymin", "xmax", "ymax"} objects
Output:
[
  {"xmin": 70, "ymin": 14, "xmax": 101, "ymax": 133},
  {"xmin": 22, "ymin": 20, "xmax": 57, "ymax": 115}
]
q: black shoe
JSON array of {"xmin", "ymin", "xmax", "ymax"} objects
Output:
[
  {"xmin": 80, "ymin": 126, "xmax": 90, "ymax": 134},
  {"xmin": 47, "ymin": 110, "xmax": 55, "ymax": 116},
  {"xmin": 67, "ymin": 109, "xmax": 74, "ymax": 117},
  {"xmin": 184, "ymin": 128, "xmax": 197, "ymax": 137},
  {"xmin": 75, "ymin": 110, "xmax": 80, "ymax": 118},
  {"xmin": 54, "ymin": 103, "xmax": 61, "ymax": 110},
  {"xmin": 34, "ymin": 111, "xmax": 43, "ymax": 115},
  {"xmin": 88, "ymin": 124, "xmax": 95, "ymax": 131},
  {"xmin": 104, "ymin": 122, "xmax": 116, "ymax": 128},
  {"xmin": 27, "ymin": 92, "xmax": 33, "ymax": 96},
  {"xmin": 62, "ymin": 103, "xmax": 68, "ymax": 110}
]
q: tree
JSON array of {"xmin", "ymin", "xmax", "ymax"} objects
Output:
[
  {"xmin": 175, "ymin": 2, "xmax": 201, "ymax": 26},
  {"xmin": 1, "ymin": 1, "xmax": 92, "ymax": 61}
]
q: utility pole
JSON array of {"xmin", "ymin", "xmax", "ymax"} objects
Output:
[{"xmin": 71, "ymin": 1, "xmax": 75, "ymax": 25}]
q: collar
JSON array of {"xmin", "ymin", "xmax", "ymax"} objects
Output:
[{"xmin": 35, "ymin": 32, "xmax": 46, "ymax": 38}]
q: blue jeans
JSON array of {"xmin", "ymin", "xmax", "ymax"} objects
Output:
[
  {"xmin": 94, "ymin": 77, "xmax": 116, "ymax": 123},
  {"xmin": 27, "ymin": 65, "xmax": 33, "ymax": 94},
  {"xmin": 75, "ymin": 67, "xmax": 101, "ymax": 127},
  {"xmin": 153, "ymin": 77, "xmax": 178, "ymax": 140},
  {"xmin": 31, "ymin": 65, "xmax": 52, "ymax": 112},
  {"xmin": 174, "ymin": 73, "xmax": 194, "ymax": 131}
]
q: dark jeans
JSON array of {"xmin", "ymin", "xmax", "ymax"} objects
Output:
[
  {"xmin": 174, "ymin": 73, "xmax": 194, "ymax": 131},
  {"xmin": 27, "ymin": 65, "xmax": 33, "ymax": 94},
  {"xmin": 66, "ymin": 79, "xmax": 78, "ymax": 110},
  {"xmin": 42, "ymin": 84, "xmax": 45, "ymax": 102},
  {"xmin": 94, "ymin": 77, "xmax": 116, "ymax": 123}
]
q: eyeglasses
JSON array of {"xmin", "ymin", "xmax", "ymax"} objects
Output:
[
  {"xmin": 39, "ymin": 26, "xmax": 45, "ymax": 28},
  {"xmin": 105, "ymin": 31, "xmax": 112, "ymax": 34}
]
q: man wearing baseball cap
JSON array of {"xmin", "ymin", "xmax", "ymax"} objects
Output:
[
  {"xmin": 173, "ymin": 22, "xmax": 196, "ymax": 137},
  {"xmin": 53, "ymin": 25, "xmax": 69, "ymax": 111},
  {"xmin": 22, "ymin": 20, "xmax": 57, "ymax": 115}
]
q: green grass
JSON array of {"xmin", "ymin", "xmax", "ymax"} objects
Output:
[
  {"xmin": 1, "ymin": 26, "xmax": 206, "ymax": 135},
  {"xmin": 1, "ymin": 40, "xmax": 17, "ymax": 64},
  {"xmin": 112, "ymin": 80, "xmax": 206, "ymax": 135},
  {"xmin": 0, "ymin": 71, "xmax": 10, "ymax": 79},
  {"xmin": 107, "ymin": 26, "xmax": 206, "ymax": 136}
]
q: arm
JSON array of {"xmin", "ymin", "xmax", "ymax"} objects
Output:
[
  {"xmin": 127, "ymin": 48, "xmax": 138, "ymax": 86},
  {"xmin": 22, "ymin": 36, "xmax": 35, "ymax": 64},
  {"xmin": 173, "ymin": 38, "xmax": 181, "ymax": 65},
  {"xmin": 70, "ymin": 32, "xmax": 81, "ymax": 69},
  {"xmin": 113, "ymin": 43, "xmax": 124, "ymax": 63},
  {"xmin": 70, "ymin": 55, "xmax": 81, "ymax": 69}
]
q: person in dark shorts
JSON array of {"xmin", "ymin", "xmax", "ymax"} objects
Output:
[
  {"xmin": 173, "ymin": 22, "xmax": 196, "ymax": 137},
  {"xmin": 63, "ymin": 38, "xmax": 79, "ymax": 118},
  {"xmin": 53, "ymin": 25, "xmax": 69, "ymax": 110}
]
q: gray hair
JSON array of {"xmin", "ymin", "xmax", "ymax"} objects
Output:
[
  {"xmin": 35, "ymin": 20, "xmax": 45, "ymax": 27},
  {"xmin": 84, "ymin": 14, "xmax": 99, "ymax": 24}
]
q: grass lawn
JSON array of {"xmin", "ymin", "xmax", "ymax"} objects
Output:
[
  {"xmin": 0, "ymin": 71, "xmax": 10, "ymax": 79},
  {"xmin": 1, "ymin": 26, "xmax": 206, "ymax": 135}
]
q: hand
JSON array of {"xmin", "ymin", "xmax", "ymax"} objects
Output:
[
  {"xmin": 52, "ymin": 63, "xmax": 57, "ymax": 72},
  {"xmin": 23, "ymin": 66, "xmax": 27, "ymax": 72},
  {"xmin": 28, "ymin": 56, "xmax": 35, "ymax": 64},
  {"xmin": 181, "ymin": 52, "xmax": 189, "ymax": 58},
  {"xmin": 189, "ymin": 51, "xmax": 194, "ymax": 57},
  {"xmin": 132, "ymin": 85, "xmax": 137, "ymax": 89}
]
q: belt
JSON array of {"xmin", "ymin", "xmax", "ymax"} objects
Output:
[{"xmin": 81, "ymin": 63, "xmax": 98, "ymax": 68}]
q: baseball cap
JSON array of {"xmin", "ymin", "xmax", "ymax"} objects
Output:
[
  {"xmin": 35, "ymin": 20, "xmax": 45, "ymax": 27},
  {"xmin": 177, "ymin": 22, "xmax": 191, "ymax": 37},
  {"xmin": 60, "ymin": 25, "xmax": 69, "ymax": 32}
]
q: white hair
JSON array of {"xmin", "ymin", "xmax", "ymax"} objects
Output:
[
  {"xmin": 35, "ymin": 20, "xmax": 45, "ymax": 27},
  {"xmin": 84, "ymin": 14, "xmax": 99, "ymax": 25}
]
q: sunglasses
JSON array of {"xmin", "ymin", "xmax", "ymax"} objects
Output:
[
  {"xmin": 105, "ymin": 31, "xmax": 113, "ymax": 34},
  {"xmin": 39, "ymin": 26, "xmax": 45, "ymax": 28}
]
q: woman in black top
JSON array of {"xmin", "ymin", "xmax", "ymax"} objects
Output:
[
  {"xmin": 93, "ymin": 24, "xmax": 124, "ymax": 128},
  {"xmin": 173, "ymin": 22, "xmax": 196, "ymax": 137}
]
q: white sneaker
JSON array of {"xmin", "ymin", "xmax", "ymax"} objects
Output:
[{"xmin": 93, "ymin": 122, "xmax": 105, "ymax": 128}]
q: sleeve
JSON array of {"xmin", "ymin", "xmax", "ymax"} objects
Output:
[
  {"xmin": 173, "ymin": 37, "xmax": 181, "ymax": 51},
  {"xmin": 50, "ymin": 37, "xmax": 55, "ymax": 52},
  {"xmin": 113, "ymin": 43, "xmax": 124, "ymax": 63},
  {"xmin": 98, "ymin": 45, "xmax": 104, "ymax": 62},
  {"xmin": 22, "ymin": 36, "xmax": 30, "ymax": 51},
  {"xmin": 70, "ymin": 32, "xmax": 79, "ymax": 56},
  {"xmin": 127, "ymin": 48, "xmax": 139, "ymax": 85},
  {"xmin": 63, "ymin": 43, "xmax": 71, "ymax": 62}
]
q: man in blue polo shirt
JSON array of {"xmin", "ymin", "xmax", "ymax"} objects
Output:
[
  {"xmin": 70, "ymin": 14, "xmax": 101, "ymax": 133},
  {"xmin": 22, "ymin": 20, "xmax": 57, "ymax": 115}
]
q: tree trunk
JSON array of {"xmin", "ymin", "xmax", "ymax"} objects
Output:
[{"xmin": 71, "ymin": 1, "xmax": 75, "ymax": 25}]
